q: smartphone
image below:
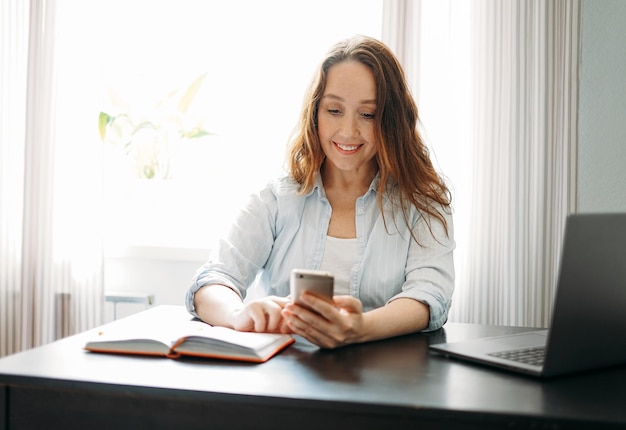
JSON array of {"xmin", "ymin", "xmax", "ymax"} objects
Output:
[{"xmin": 289, "ymin": 269, "xmax": 334, "ymax": 308}]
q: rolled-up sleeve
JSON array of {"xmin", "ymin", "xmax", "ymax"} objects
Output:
[
  {"xmin": 185, "ymin": 186, "xmax": 278, "ymax": 318},
  {"xmin": 390, "ymin": 209, "xmax": 455, "ymax": 331}
]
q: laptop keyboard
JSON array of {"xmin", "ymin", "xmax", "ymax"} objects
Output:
[{"xmin": 488, "ymin": 346, "xmax": 545, "ymax": 367}]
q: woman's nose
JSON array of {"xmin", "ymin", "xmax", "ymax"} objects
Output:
[{"xmin": 339, "ymin": 115, "xmax": 360, "ymax": 138}]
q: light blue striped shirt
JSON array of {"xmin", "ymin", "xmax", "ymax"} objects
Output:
[{"xmin": 186, "ymin": 173, "xmax": 455, "ymax": 332}]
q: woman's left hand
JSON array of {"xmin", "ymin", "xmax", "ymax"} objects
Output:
[{"xmin": 281, "ymin": 293, "xmax": 366, "ymax": 349}]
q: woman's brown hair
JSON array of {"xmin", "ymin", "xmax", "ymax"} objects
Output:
[{"xmin": 287, "ymin": 35, "xmax": 451, "ymax": 240}]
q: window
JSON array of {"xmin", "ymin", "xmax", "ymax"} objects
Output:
[{"xmin": 58, "ymin": 0, "xmax": 383, "ymax": 254}]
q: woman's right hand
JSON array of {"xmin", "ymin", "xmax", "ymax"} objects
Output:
[{"xmin": 229, "ymin": 295, "xmax": 291, "ymax": 333}]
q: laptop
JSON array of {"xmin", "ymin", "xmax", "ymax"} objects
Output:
[{"xmin": 429, "ymin": 212, "xmax": 626, "ymax": 378}]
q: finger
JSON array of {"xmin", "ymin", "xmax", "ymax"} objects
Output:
[
  {"xmin": 264, "ymin": 302, "xmax": 284, "ymax": 332},
  {"xmin": 299, "ymin": 293, "xmax": 337, "ymax": 319},
  {"xmin": 244, "ymin": 303, "xmax": 270, "ymax": 332},
  {"xmin": 284, "ymin": 306, "xmax": 336, "ymax": 347},
  {"xmin": 288, "ymin": 318, "xmax": 335, "ymax": 348},
  {"xmin": 269, "ymin": 295, "xmax": 291, "ymax": 309},
  {"xmin": 279, "ymin": 320, "xmax": 292, "ymax": 334},
  {"xmin": 331, "ymin": 295, "xmax": 363, "ymax": 313}
]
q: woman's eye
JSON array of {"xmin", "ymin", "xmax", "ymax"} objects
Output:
[
  {"xmin": 328, "ymin": 108, "xmax": 341, "ymax": 115},
  {"xmin": 361, "ymin": 112, "xmax": 375, "ymax": 120}
]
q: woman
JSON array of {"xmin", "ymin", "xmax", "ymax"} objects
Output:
[{"xmin": 186, "ymin": 35, "xmax": 455, "ymax": 349}]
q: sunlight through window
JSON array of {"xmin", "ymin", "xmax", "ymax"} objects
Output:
[{"xmin": 87, "ymin": 0, "xmax": 383, "ymax": 253}]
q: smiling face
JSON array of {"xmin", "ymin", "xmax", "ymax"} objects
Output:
[{"xmin": 317, "ymin": 60, "xmax": 379, "ymax": 180}]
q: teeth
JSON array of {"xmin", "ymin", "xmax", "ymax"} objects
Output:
[{"xmin": 337, "ymin": 144, "xmax": 359, "ymax": 151}]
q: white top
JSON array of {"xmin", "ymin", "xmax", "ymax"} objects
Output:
[{"xmin": 320, "ymin": 235, "xmax": 359, "ymax": 296}]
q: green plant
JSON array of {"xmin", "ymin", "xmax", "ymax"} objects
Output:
[{"xmin": 98, "ymin": 73, "xmax": 211, "ymax": 179}]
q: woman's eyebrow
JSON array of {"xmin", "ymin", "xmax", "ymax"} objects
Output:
[{"xmin": 321, "ymin": 94, "xmax": 377, "ymax": 105}]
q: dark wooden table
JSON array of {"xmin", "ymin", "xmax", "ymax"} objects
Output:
[{"xmin": 1, "ymin": 305, "xmax": 625, "ymax": 429}]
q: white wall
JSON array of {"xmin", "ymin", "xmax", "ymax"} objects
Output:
[
  {"xmin": 103, "ymin": 247, "xmax": 207, "ymax": 322},
  {"xmin": 578, "ymin": 0, "xmax": 626, "ymax": 212}
]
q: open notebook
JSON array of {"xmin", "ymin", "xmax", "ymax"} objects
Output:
[{"xmin": 430, "ymin": 212, "xmax": 626, "ymax": 378}]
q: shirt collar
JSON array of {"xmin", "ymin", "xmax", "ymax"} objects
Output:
[{"xmin": 308, "ymin": 171, "xmax": 382, "ymax": 200}]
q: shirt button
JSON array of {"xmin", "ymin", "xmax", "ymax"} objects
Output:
[
  {"xmin": 357, "ymin": 208, "xmax": 364, "ymax": 215},
  {"xmin": 359, "ymin": 237, "xmax": 364, "ymax": 243}
]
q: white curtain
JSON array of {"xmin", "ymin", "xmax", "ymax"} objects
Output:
[
  {"xmin": 381, "ymin": 0, "xmax": 421, "ymax": 96},
  {"xmin": 1, "ymin": 0, "xmax": 29, "ymax": 357},
  {"xmin": 383, "ymin": 0, "xmax": 580, "ymax": 328},
  {"xmin": 1, "ymin": 0, "xmax": 104, "ymax": 357}
]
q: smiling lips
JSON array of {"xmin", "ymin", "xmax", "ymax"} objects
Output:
[{"xmin": 335, "ymin": 142, "xmax": 361, "ymax": 153}]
